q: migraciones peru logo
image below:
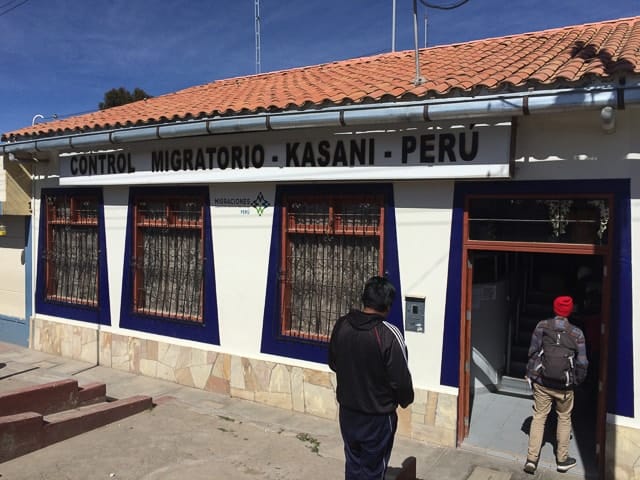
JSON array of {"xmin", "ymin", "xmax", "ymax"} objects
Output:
[
  {"xmin": 250, "ymin": 192, "xmax": 270, "ymax": 216},
  {"xmin": 213, "ymin": 192, "xmax": 271, "ymax": 216}
]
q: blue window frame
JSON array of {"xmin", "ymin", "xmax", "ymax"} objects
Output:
[
  {"xmin": 35, "ymin": 188, "xmax": 110, "ymax": 325},
  {"xmin": 261, "ymin": 183, "xmax": 403, "ymax": 363},
  {"xmin": 120, "ymin": 186, "xmax": 219, "ymax": 344}
]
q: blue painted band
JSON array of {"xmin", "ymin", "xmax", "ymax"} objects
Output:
[{"xmin": 0, "ymin": 314, "xmax": 26, "ymax": 324}]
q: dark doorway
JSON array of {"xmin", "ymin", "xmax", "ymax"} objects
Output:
[{"xmin": 464, "ymin": 251, "xmax": 601, "ymax": 478}]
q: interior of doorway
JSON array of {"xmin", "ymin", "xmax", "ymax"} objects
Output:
[{"xmin": 462, "ymin": 250, "xmax": 601, "ymax": 478}]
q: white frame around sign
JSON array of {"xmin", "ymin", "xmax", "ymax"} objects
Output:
[{"xmin": 58, "ymin": 121, "xmax": 513, "ymax": 186}]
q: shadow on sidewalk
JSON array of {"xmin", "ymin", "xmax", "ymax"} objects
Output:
[{"xmin": 386, "ymin": 456, "xmax": 421, "ymax": 480}]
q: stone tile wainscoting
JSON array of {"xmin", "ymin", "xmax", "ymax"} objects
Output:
[
  {"xmin": 31, "ymin": 318, "xmax": 457, "ymax": 447},
  {"xmin": 606, "ymin": 423, "xmax": 640, "ymax": 480}
]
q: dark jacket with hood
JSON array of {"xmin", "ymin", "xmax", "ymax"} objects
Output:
[{"xmin": 329, "ymin": 309, "xmax": 414, "ymax": 415}]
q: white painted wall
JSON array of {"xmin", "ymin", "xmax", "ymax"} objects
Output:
[
  {"xmin": 514, "ymin": 108, "xmax": 640, "ymax": 181},
  {"xmin": 0, "ymin": 215, "xmax": 25, "ymax": 319},
  {"xmin": 103, "ymin": 186, "xmax": 129, "ymax": 330},
  {"xmin": 210, "ymin": 183, "xmax": 275, "ymax": 357},
  {"xmin": 0, "ymin": 155, "xmax": 6, "ymax": 202},
  {"xmin": 394, "ymin": 180, "xmax": 454, "ymax": 391}
]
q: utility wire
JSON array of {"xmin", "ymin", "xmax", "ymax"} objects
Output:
[
  {"xmin": 0, "ymin": 0, "xmax": 30, "ymax": 18},
  {"xmin": 418, "ymin": 0, "xmax": 470, "ymax": 10},
  {"xmin": 0, "ymin": 0, "xmax": 20, "ymax": 9}
]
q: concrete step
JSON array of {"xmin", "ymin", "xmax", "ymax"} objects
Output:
[
  {"xmin": 496, "ymin": 375, "xmax": 532, "ymax": 398},
  {"xmin": 0, "ymin": 381, "xmax": 153, "ymax": 463},
  {"xmin": 0, "ymin": 378, "xmax": 106, "ymax": 416}
]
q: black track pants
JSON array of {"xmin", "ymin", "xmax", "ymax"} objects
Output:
[{"xmin": 338, "ymin": 406, "xmax": 398, "ymax": 480}]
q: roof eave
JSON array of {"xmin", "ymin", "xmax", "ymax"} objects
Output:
[{"xmin": 2, "ymin": 84, "xmax": 638, "ymax": 160}]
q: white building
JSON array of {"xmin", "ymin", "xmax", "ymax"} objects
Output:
[{"xmin": 2, "ymin": 16, "xmax": 639, "ymax": 478}]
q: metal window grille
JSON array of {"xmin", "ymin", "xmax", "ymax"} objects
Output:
[
  {"xmin": 133, "ymin": 196, "xmax": 204, "ymax": 323},
  {"xmin": 45, "ymin": 194, "xmax": 99, "ymax": 306},
  {"xmin": 281, "ymin": 194, "xmax": 384, "ymax": 341}
]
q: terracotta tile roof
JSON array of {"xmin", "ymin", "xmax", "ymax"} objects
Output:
[{"xmin": 4, "ymin": 16, "xmax": 640, "ymax": 141}]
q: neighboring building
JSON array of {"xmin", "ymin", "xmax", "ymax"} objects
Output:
[
  {"xmin": 0, "ymin": 153, "xmax": 31, "ymax": 345},
  {"xmin": 1, "ymin": 16, "xmax": 639, "ymax": 478}
]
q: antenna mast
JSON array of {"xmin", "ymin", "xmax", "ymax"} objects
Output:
[
  {"xmin": 391, "ymin": 0, "xmax": 396, "ymax": 52},
  {"xmin": 255, "ymin": 0, "xmax": 261, "ymax": 74},
  {"xmin": 412, "ymin": 0, "xmax": 425, "ymax": 85},
  {"xmin": 424, "ymin": 13, "xmax": 428, "ymax": 47}
]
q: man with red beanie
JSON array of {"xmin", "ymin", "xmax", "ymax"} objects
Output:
[{"xmin": 524, "ymin": 295, "xmax": 588, "ymax": 474}]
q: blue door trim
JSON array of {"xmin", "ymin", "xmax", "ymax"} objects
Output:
[{"xmin": 440, "ymin": 179, "xmax": 633, "ymax": 417}]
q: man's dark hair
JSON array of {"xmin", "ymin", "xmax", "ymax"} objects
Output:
[{"xmin": 361, "ymin": 276, "xmax": 396, "ymax": 313}]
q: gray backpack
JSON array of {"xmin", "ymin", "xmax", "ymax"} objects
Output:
[{"xmin": 536, "ymin": 325, "xmax": 577, "ymax": 389}]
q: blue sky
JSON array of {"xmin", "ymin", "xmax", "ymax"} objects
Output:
[{"xmin": 0, "ymin": 0, "xmax": 637, "ymax": 135}]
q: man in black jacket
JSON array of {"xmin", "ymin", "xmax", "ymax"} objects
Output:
[{"xmin": 329, "ymin": 276, "xmax": 414, "ymax": 480}]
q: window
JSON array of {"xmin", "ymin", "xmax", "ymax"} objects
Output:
[
  {"xmin": 280, "ymin": 193, "xmax": 384, "ymax": 341},
  {"xmin": 467, "ymin": 197, "xmax": 610, "ymax": 245},
  {"xmin": 44, "ymin": 192, "xmax": 99, "ymax": 306},
  {"xmin": 133, "ymin": 195, "xmax": 204, "ymax": 323},
  {"xmin": 121, "ymin": 187, "xmax": 219, "ymax": 343}
]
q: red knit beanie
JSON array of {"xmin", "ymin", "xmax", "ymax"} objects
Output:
[{"xmin": 553, "ymin": 296, "xmax": 573, "ymax": 317}]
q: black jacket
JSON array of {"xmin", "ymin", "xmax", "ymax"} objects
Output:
[{"xmin": 328, "ymin": 310, "xmax": 414, "ymax": 414}]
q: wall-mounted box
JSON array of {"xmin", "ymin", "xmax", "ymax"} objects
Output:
[{"xmin": 405, "ymin": 296, "xmax": 425, "ymax": 333}]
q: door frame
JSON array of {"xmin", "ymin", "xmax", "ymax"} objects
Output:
[{"xmin": 456, "ymin": 193, "xmax": 613, "ymax": 478}]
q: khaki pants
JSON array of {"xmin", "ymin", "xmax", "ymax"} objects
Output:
[{"xmin": 527, "ymin": 382, "xmax": 574, "ymax": 463}]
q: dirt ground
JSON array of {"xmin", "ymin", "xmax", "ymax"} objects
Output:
[{"xmin": 0, "ymin": 399, "xmax": 345, "ymax": 480}]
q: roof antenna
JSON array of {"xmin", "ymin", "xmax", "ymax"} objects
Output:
[
  {"xmin": 424, "ymin": 12, "xmax": 428, "ymax": 47},
  {"xmin": 391, "ymin": 0, "xmax": 397, "ymax": 52},
  {"xmin": 255, "ymin": 0, "xmax": 261, "ymax": 74},
  {"xmin": 413, "ymin": 0, "xmax": 425, "ymax": 85}
]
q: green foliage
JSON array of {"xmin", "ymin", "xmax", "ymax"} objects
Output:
[
  {"xmin": 296, "ymin": 432, "xmax": 320, "ymax": 454},
  {"xmin": 99, "ymin": 87, "xmax": 153, "ymax": 110}
]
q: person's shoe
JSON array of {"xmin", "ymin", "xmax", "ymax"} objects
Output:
[
  {"xmin": 557, "ymin": 456, "xmax": 577, "ymax": 472},
  {"xmin": 523, "ymin": 459, "xmax": 537, "ymax": 474}
]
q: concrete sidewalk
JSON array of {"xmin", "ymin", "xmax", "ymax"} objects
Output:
[{"xmin": 0, "ymin": 341, "xmax": 584, "ymax": 480}]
